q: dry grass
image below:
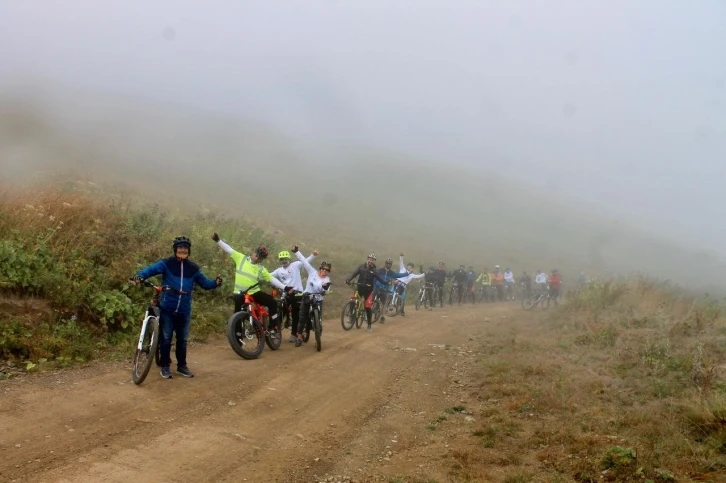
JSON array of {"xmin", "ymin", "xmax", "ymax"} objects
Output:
[{"xmin": 439, "ymin": 280, "xmax": 726, "ymax": 481}]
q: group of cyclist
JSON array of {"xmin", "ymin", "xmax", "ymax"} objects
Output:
[
  {"xmin": 418, "ymin": 263, "xmax": 563, "ymax": 309},
  {"xmin": 131, "ymin": 234, "xmax": 564, "ymax": 379}
]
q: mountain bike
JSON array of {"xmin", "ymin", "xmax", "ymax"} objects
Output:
[
  {"xmin": 385, "ymin": 281, "xmax": 406, "ymax": 317},
  {"xmin": 521, "ymin": 286, "xmax": 550, "ymax": 310},
  {"xmin": 465, "ymin": 283, "xmax": 477, "ymax": 304},
  {"xmin": 415, "ymin": 282, "xmax": 434, "ymax": 310},
  {"xmin": 341, "ymin": 283, "xmax": 381, "ymax": 329},
  {"xmin": 130, "ymin": 280, "xmax": 186, "ymax": 385},
  {"xmin": 226, "ymin": 283, "xmax": 282, "ymax": 360},
  {"xmin": 273, "ymin": 288, "xmax": 294, "ymax": 329},
  {"xmin": 301, "ymin": 291, "xmax": 327, "ymax": 352}
]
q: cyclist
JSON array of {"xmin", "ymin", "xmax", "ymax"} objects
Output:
[
  {"xmin": 345, "ymin": 254, "xmax": 392, "ymax": 332},
  {"xmin": 373, "ymin": 258, "xmax": 408, "ymax": 323},
  {"xmin": 290, "ymin": 246, "xmax": 331, "ymax": 347},
  {"xmin": 396, "ymin": 253, "xmax": 426, "ymax": 316},
  {"xmin": 535, "ymin": 269, "xmax": 548, "ymax": 293},
  {"xmin": 211, "ymin": 232, "xmax": 287, "ymax": 331},
  {"xmin": 476, "ymin": 268, "xmax": 492, "ymax": 302},
  {"xmin": 466, "ymin": 266, "xmax": 478, "ymax": 303},
  {"xmin": 504, "ymin": 267, "xmax": 515, "ymax": 300},
  {"xmin": 548, "ymin": 269, "xmax": 562, "ymax": 306},
  {"xmin": 433, "ymin": 262, "xmax": 447, "ymax": 307},
  {"xmin": 491, "ymin": 265, "xmax": 504, "ymax": 301},
  {"xmin": 423, "ymin": 265, "xmax": 438, "ymax": 310},
  {"xmin": 133, "ymin": 236, "xmax": 222, "ymax": 379},
  {"xmin": 520, "ymin": 271, "xmax": 532, "ymax": 298},
  {"xmin": 270, "ymin": 249, "xmax": 318, "ymax": 342},
  {"xmin": 451, "ymin": 265, "xmax": 468, "ymax": 305}
]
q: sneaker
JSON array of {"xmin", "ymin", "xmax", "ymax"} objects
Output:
[
  {"xmin": 288, "ymin": 334, "xmax": 297, "ymax": 343},
  {"xmin": 176, "ymin": 366, "xmax": 194, "ymax": 378},
  {"xmin": 367, "ymin": 325, "xmax": 372, "ymax": 333},
  {"xmin": 295, "ymin": 338, "xmax": 303, "ymax": 347},
  {"xmin": 160, "ymin": 367, "xmax": 173, "ymax": 379},
  {"xmin": 380, "ymin": 316, "xmax": 385, "ymax": 324}
]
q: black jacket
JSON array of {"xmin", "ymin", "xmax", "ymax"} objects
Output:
[{"xmin": 346, "ymin": 263, "xmax": 389, "ymax": 288}]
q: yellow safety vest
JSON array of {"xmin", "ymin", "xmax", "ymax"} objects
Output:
[{"xmin": 230, "ymin": 251, "xmax": 273, "ymax": 294}]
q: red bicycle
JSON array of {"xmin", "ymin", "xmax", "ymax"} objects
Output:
[{"xmin": 226, "ymin": 283, "xmax": 282, "ymax": 360}]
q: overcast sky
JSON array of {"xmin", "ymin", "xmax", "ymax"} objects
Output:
[{"xmin": 1, "ymin": 1, "xmax": 725, "ymax": 253}]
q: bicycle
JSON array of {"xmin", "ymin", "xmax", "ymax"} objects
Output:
[
  {"xmin": 341, "ymin": 283, "xmax": 381, "ymax": 329},
  {"xmin": 273, "ymin": 288, "xmax": 294, "ymax": 329},
  {"xmin": 385, "ymin": 281, "xmax": 406, "ymax": 317},
  {"xmin": 521, "ymin": 286, "xmax": 550, "ymax": 310},
  {"xmin": 130, "ymin": 280, "xmax": 186, "ymax": 385},
  {"xmin": 415, "ymin": 281, "xmax": 434, "ymax": 310},
  {"xmin": 226, "ymin": 283, "xmax": 282, "ymax": 360},
  {"xmin": 301, "ymin": 291, "xmax": 327, "ymax": 352},
  {"xmin": 433, "ymin": 284, "xmax": 444, "ymax": 308}
]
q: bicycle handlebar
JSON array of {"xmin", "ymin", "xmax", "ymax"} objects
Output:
[{"xmin": 130, "ymin": 279, "xmax": 189, "ymax": 295}]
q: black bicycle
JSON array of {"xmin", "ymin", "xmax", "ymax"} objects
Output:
[
  {"xmin": 301, "ymin": 291, "xmax": 327, "ymax": 352},
  {"xmin": 415, "ymin": 281, "xmax": 434, "ymax": 310}
]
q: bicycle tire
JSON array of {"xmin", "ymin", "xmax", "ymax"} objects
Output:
[
  {"xmin": 415, "ymin": 290, "xmax": 423, "ymax": 311},
  {"xmin": 154, "ymin": 340, "xmax": 161, "ymax": 367},
  {"xmin": 132, "ymin": 316, "xmax": 160, "ymax": 385},
  {"xmin": 341, "ymin": 301, "xmax": 356, "ymax": 331},
  {"xmin": 227, "ymin": 311, "xmax": 265, "ymax": 360},
  {"xmin": 372, "ymin": 299, "xmax": 382, "ymax": 323},
  {"xmin": 264, "ymin": 315, "xmax": 282, "ymax": 351},
  {"xmin": 386, "ymin": 293, "xmax": 400, "ymax": 317},
  {"xmin": 313, "ymin": 310, "xmax": 322, "ymax": 352},
  {"xmin": 521, "ymin": 294, "xmax": 535, "ymax": 311}
]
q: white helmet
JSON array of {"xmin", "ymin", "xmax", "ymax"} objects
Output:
[{"xmin": 495, "ymin": 265, "xmax": 500, "ymax": 269}]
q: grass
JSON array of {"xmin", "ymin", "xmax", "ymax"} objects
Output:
[{"xmin": 454, "ymin": 279, "xmax": 726, "ymax": 481}]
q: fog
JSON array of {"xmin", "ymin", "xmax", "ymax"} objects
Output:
[{"xmin": 1, "ymin": 1, "xmax": 726, "ymax": 288}]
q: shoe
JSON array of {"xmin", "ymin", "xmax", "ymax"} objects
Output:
[
  {"xmin": 380, "ymin": 316, "xmax": 385, "ymax": 324},
  {"xmin": 295, "ymin": 338, "xmax": 302, "ymax": 347},
  {"xmin": 400, "ymin": 311, "xmax": 406, "ymax": 316},
  {"xmin": 160, "ymin": 367, "xmax": 173, "ymax": 379},
  {"xmin": 176, "ymin": 366, "xmax": 194, "ymax": 378},
  {"xmin": 367, "ymin": 325, "xmax": 372, "ymax": 332},
  {"xmin": 288, "ymin": 334, "xmax": 297, "ymax": 343}
]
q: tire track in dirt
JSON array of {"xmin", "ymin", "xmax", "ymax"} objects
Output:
[{"xmin": 1, "ymin": 302, "xmax": 522, "ymax": 482}]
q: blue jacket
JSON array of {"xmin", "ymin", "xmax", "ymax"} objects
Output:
[
  {"xmin": 374, "ymin": 268, "xmax": 407, "ymax": 290},
  {"xmin": 136, "ymin": 257, "xmax": 218, "ymax": 315}
]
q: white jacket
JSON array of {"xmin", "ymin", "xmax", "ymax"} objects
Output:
[
  {"xmin": 269, "ymin": 253, "xmax": 316, "ymax": 292},
  {"xmin": 295, "ymin": 251, "xmax": 330, "ymax": 302}
]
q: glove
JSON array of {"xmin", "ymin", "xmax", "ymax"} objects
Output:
[
  {"xmin": 130, "ymin": 275, "xmax": 143, "ymax": 285},
  {"xmin": 291, "ymin": 245, "xmax": 299, "ymax": 253},
  {"xmin": 284, "ymin": 286, "xmax": 295, "ymax": 294},
  {"xmin": 215, "ymin": 275, "xmax": 223, "ymax": 286},
  {"xmin": 322, "ymin": 282, "xmax": 331, "ymax": 290},
  {"xmin": 211, "ymin": 232, "xmax": 220, "ymax": 242}
]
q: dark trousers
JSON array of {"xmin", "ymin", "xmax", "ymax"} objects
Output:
[
  {"xmin": 358, "ymin": 285, "xmax": 374, "ymax": 325},
  {"xmin": 296, "ymin": 297, "xmax": 324, "ymax": 335},
  {"xmin": 285, "ymin": 292, "xmax": 301, "ymax": 329},
  {"xmin": 159, "ymin": 309, "xmax": 191, "ymax": 369}
]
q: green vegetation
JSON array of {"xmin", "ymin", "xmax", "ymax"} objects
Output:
[{"xmin": 0, "ymin": 185, "xmax": 359, "ymax": 372}]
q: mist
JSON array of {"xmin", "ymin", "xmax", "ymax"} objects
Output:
[{"xmin": 2, "ymin": 0, "xmax": 726, "ymax": 288}]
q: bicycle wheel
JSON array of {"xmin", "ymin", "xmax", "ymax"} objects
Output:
[
  {"xmin": 132, "ymin": 316, "xmax": 160, "ymax": 385},
  {"xmin": 264, "ymin": 315, "xmax": 282, "ymax": 351},
  {"xmin": 386, "ymin": 293, "xmax": 400, "ymax": 317},
  {"xmin": 313, "ymin": 311, "xmax": 322, "ymax": 352},
  {"xmin": 227, "ymin": 311, "xmax": 265, "ymax": 360},
  {"xmin": 372, "ymin": 299, "xmax": 382, "ymax": 323},
  {"xmin": 521, "ymin": 294, "xmax": 535, "ymax": 311},
  {"xmin": 341, "ymin": 301, "xmax": 356, "ymax": 331},
  {"xmin": 355, "ymin": 303, "xmax": 365, "ymax": 329},
  {"xmin": 415, "ymin": 290, "xmax": 423, "ymax": 311}
]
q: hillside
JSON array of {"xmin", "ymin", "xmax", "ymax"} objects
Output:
[{"xmin": 2, "ymin": 89, "xmax": 725, "ymax": 293}]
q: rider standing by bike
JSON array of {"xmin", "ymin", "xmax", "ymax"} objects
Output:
[
  {"xmin": 491, "ymin": 265, "xmax": 504, "ymax": 301},
  {"xmin": 345, "ymin": 254, "xmax": 392, "ymax": 332},
  {"xmin": 423, "ymin": 265, "xmax": 438, "ymax": 310},
  {"xmin": 290, "ymin": 246, "xmax": 331, "ymax": 347},
  {"xmin": 270, "ymin": 249, "xmax": 318, "ymax": 342},
  {"xmin": 504, "ymin": 268, "xmax": 516, "ymax": 301},
  {"xmin": 211, "ymin": 232, "xmax": 287, "ymax": 330},
  {"xmin": 451, "ymin": 265, "xmax": 468, "ymax": 305},
  {"xmin": 476, "ymin": 268, "xmax": 492, "ymax": 302},
  {"xmin": 396, "ymin": 253, "xmax": 426, "ymax": 316},
  {"xmin": 433, "ymin": 262, "xmax": 448, "ymax": 308},
  {"xmin": 520, "ymin": 271, "xmax": 532, "ymax": 299},
  {"xmin": 373, "ymin": 258, "xmax": 408, "ymax": 323},
  {"xmin": 466, "ymin": 266, "xmax": 478, "ymax": 304},
  {"xmin": 133, "ymin": 236, "xmax": 222, "ymax": 379},
  {"xmin": 548, "ymin": 269, "xmax": 562, "ymax": 306},
  {"xmin": 535, "ymin": 269, "xmax": 548, "ymax": 293}
]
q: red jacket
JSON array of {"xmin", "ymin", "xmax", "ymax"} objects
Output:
[{"xmin": 548, "ymin": 273, "xmax": 561, "ymax": 289}]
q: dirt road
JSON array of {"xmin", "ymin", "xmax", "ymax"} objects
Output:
[{"xmin": 1, "ymin": 303, "xmax": 522, "ymax": 483}]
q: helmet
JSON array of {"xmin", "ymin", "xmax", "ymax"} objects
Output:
[
  {"xmin": 278, "ymin": 251, "xmax": 291, "ymax": 260},
  {"xmin": 385, "ymin": 258, "xmax": 393, "ymax": 264},
  {"xmin": 319, "ymin": 261, "xmax": 332, "ymax": 271},
  {"xmin": 495, "ymin": 265, "xmax": 500, "ymax": 269},
  {"xmin": 367, "ymin": 253, "xmax": 377, "ymax": 260},
  {"xmin": 255, "ymin": 246, "xmax": 269, "ymax": 260},
  {"xmin": 172, "ymin": 236, "xmax": 192, "ymax": 253}
]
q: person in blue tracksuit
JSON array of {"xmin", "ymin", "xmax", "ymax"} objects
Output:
[
  {"xmin": 133, "ymin": 236, "xmax": 222, "ymax": 379},
  {"xmin": 373, "ymin": 258, "xmax": 408, "ymax": 323}
]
